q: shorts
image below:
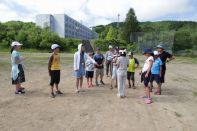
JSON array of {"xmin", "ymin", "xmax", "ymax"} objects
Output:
[
  {"xmin": 85, "ymin": 71, "xmax": 94, "ymax": 78},
  {"xmin": 74, "ymin": 64, "xmax": 85, "ymax": 78},
  {"xmin": 112, "ymin": 66, "xmax": 117, "ymax": 80},
  {"xmin": 150, "ymin": 74, "xmax": 160, "ymax": 84},
  {"xmin": 95, "ymin": 68, "xmax": 104, "ymax": 78},
  {"xmin": 12, "ymin": 64, "xmax": 25, "ymax": 85},
  {"xmin": 127, "ymin": 72, "xmax": 135, "ymax": 81},
  {"xmin": 50, "ymin": 70, "xmax": 60, "ymax": 86},
  {"xmin": 141, "ymin": 72, "xmax": 151, "ymax": 87},
  {"xmin": 160, "ymin": 69, "xmax": 166, "ymax": 83}
]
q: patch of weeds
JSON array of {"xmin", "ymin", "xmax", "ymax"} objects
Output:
[
  {"xmin": 193, "ymin": 91, "xmax": 197, "ymax": 97},
  {"xmin": 174, "ymin": 112, "xmax": 182, "ymax": 117}
]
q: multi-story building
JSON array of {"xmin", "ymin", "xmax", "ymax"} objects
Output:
[{"xmin": 36, "ymin": 14, "xmax": 97, "ymax": 40}]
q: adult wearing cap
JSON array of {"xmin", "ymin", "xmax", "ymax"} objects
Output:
[
  {"xmin": 11, "ymin": 41, "xmax": 25, "ymax": 94},
  {"xmin": 94, "ymin": 47, "xmax": 105, "ymax": 86},
  {"xmin": 157, "ymin": 44, "xmax": 174, "ymax": 85},
  {"xmin": 48, "ymin": 44, "xmax": 63, "ymax": 98},
  {"xmin": 105, "ymin": 45, "xmax": 114, "ymax": 77}
]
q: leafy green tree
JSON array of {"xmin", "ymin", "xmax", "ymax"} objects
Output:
[
  {"xmin": 121, "ymin": 8, "xmax": 139, "ymax": 43},
  {"xmin": 106, "ymin": 26, "xmax": 118, "ymax": 40}
]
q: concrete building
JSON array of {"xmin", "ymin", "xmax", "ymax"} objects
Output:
[{"xmin": 36, "ymin": 14, "xmax": 97, "ymax": 40}]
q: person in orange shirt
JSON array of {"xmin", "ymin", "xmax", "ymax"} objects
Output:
[{"xmin": 48, "ymin": 44, "xmax": 63, "ymax": 98}]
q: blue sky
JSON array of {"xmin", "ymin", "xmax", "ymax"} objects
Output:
[{"xmin": 0, "ymin": 0, "xmax": 197, "ymax": 26}]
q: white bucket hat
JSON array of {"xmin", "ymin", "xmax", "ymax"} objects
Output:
[
  {"xmin": 11, "ymin": 41, "xmax": 23, "ymax": 47},
  {"xmin": 51, "ymin": 44, "xmax": 60, "ymax": 50}
]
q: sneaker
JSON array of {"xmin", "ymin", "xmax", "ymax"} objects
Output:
[
  {"xmin": 100, "ymin": 80, "xmax": 105, "ymax": 85},
  {"xmin": 56, "ymin": 90, "xmax": 63, "ymax": 95},
  {"xmin": 145, "ymin": 98, "xmax": 153, "ymax": 104},
  {"xmin": 51, "ymin": 92, "xmax": 56, "ymax": 98},
  {"xmin": 75, "ymin": 89, "xmax": 80, "ymax": 93},
  {"xmin": 95, "ymin": 81, "xmax": 99, "ymax": 86},
  {"xmin": 15, "ymin": 89, "xmax": 25, "ymax": 94}
]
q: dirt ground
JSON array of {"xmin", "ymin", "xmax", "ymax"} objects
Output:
[{"xmin": 0, "ymin": 52, "xmax": 197, "ymax": 131}]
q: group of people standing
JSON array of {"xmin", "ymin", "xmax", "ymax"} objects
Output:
[{"xmin": 10, "ymin": 41, "xmax": 174, "ymax": 104}]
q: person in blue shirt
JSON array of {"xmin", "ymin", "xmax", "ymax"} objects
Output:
[
  {"xmin": 94, "ymin": 47, "xmax": 105, "ymax": 86},
  {"xmin": 150, "ymin": 51, "xmax": 163, "ymax": 95}
]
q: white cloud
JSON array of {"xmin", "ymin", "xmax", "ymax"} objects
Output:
[{"xmin": 0, "ymin": 0, "xmax": 196, "ymax": 26}]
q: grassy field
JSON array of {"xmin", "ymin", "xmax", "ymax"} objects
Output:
[{"xmin": 0, "ymin": 52, "xmax": 197, "ymax": 131}]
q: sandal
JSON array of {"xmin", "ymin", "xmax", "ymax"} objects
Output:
[
  {"xmin": 154, "ymin": 91, "xmax": 161, "ymax": 95},
  {"xmin": 145, "ymin": 98, "xmax": 153, "ymax": 104}
]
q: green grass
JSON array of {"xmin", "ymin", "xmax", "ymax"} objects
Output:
[
  {"xmin": 193, "ymin": 91, "xmax": 197, "ymax": 97},
  {"xmin": 174, "ymin": 112, "xmax": 182, "ymax": 117}
]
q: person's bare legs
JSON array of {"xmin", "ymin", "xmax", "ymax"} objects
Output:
[
  {"xmin": 16, "ymin": 84, "xmax": 20, "ymax": 91},
  {"xmin": 90, "ymin": 78, "xmax": 93, "ymax": 87},
  {"xmin": 145, "ymin": 86, "xmax": 151, "ymax": 98},
  {"xmin": 150, "ymin": 81, "xmax": 153, "ymax": 92},
  {"xmin": 76, "ymin": 78, "xmax": 80, "ymax": 92},
  {"xmin": 80, "ymin": 77, "xmax": 83, "ymax": 88},
  {"xmin": 128, "ymin": 80, "xmax": 131, "ymax": 88}
]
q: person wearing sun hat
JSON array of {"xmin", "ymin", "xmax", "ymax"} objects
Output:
[
  {"xmin": 141, "ymin": 48, "xmax": 154, "ymax": 104},
  {"xmin": 156, "ymin": 43, "xmax": 174, "ymax": 85},
  {"xmin": 10, "ymin": 41, "xmax": 26, "ymax": 94},
  {"xmin": 48, "ymin": 43, "xmax": 63, "ymax": 98}
]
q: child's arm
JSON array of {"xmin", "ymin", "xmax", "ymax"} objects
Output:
[
  {"xmin": 145, "ymin": 60, "xmax": 153, "ymax": 78},
  {"xmin": 48, "ymin": 55, "xmax": 53, "ymax": 76}
]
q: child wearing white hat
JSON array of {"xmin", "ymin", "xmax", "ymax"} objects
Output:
[
  {"xmin": 10, "ymin": 41, "xmax": 26, "ymax": 94},
  {"xmin": 150, "ymin": 51, "xmax": 163, "ymax": 95},
  {"xmin": 48, "ymin": 44, "xmax": 63, "ymax": 98}
]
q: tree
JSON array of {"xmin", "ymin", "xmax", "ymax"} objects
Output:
[
  {"xmin": 106, "ymin": 26, "xmax": 117, "ymax": 40},
  {"xmin": 121, "ymin": 8, "xmax": 139, "ymax": 43}
]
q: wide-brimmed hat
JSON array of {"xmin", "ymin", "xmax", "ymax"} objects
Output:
[
  {"xmin": 156, "ymin": 44, "xmax": 164, "ymax": 49},
  {"xmin": 11, "ymin": 41, "xmax": 23, "ymax": 47}
]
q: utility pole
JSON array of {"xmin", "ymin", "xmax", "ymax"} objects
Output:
[{"xmin": 117, "ymin": 14, "xmax": 120, "ymax": 28}]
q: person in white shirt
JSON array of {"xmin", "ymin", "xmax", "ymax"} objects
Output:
[
  {"xmin": 116, "ymin": 48, "xmax": 129, "ymax": 98},
  {"xmin": 105, "ymin": 45, "xmax": 114, "ymax": 77},
  {"xmin": 85, "ymin": 52, "xmax": 95, "ymax": 88},
  {"xmin": 141, "ymin": 48, "xmax": 154, "ymax": 104}
]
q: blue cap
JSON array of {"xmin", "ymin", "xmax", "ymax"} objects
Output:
[
  {"xmin": 156, "ymin": 44, "xmax": 164, "ymax": 49},
  {"xmin": 143, "ymin": 48, "xmax": 153, "ymax": 54}
]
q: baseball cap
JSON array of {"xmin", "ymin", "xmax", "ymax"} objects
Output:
[
  {"xmin": 153, "ymin": 51, "xmax": 159, "ymax": 55},
  {"xmin": 128, "ymin": 52, "xmax": 133, "ymax": 56},
  {"xmin": 108, "ymin": 45, "xmax": 113, "ymax": 49},
  {"xmin": 51, "ymin": 44, "xmax": 60, "ymax": 50},
  {"xmin": 143, "ymin": 48, "xmax": 153, "ymax": 54},
  {"xmin": 11, "ymin": 41, "xmax": 23, "ymax": 47},
  {"xmin": 156, "ymin": 44, "xmax": 164, "ymax": 49}
]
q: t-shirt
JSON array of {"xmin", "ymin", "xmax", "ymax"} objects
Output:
[
  {"xmin": 117, "ymin": 56, "xmax": 129, "ymax": 70},
  {"xmin": 94, "ymin": 53, "xmax": 104, "ymax": 69},
  {"xmin": 142, "ymin": 56, "xmax": 154, "ymax": 73},
  {"xmin": 159, "ymin": 51, "xmax": 172, "ymax": 70},
  {"xmin": 151, "ymin": 58, "xmax": 163, "ymax": 74},
  {"xmin": 51, "ymin": 53, "xmax": 61, "ymax": 70},
  {"xmin": 86, "ymin": 58, "xmax": 94, "ymax": 71},
  {"xmin": 127, "ymin": 58, "xmax": 139, "ymax": 72},
  {"xmin": 105, "ymin": 51, "xmax": 114, "ymax": 61},
  {"xmin": 11, "ymin": 50, "xmax": 22, "ymax": 65}
]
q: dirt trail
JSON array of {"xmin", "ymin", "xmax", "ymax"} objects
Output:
[{"xmin": 0, "ymin": 53, "xmax": 197, "ymax": 131}]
